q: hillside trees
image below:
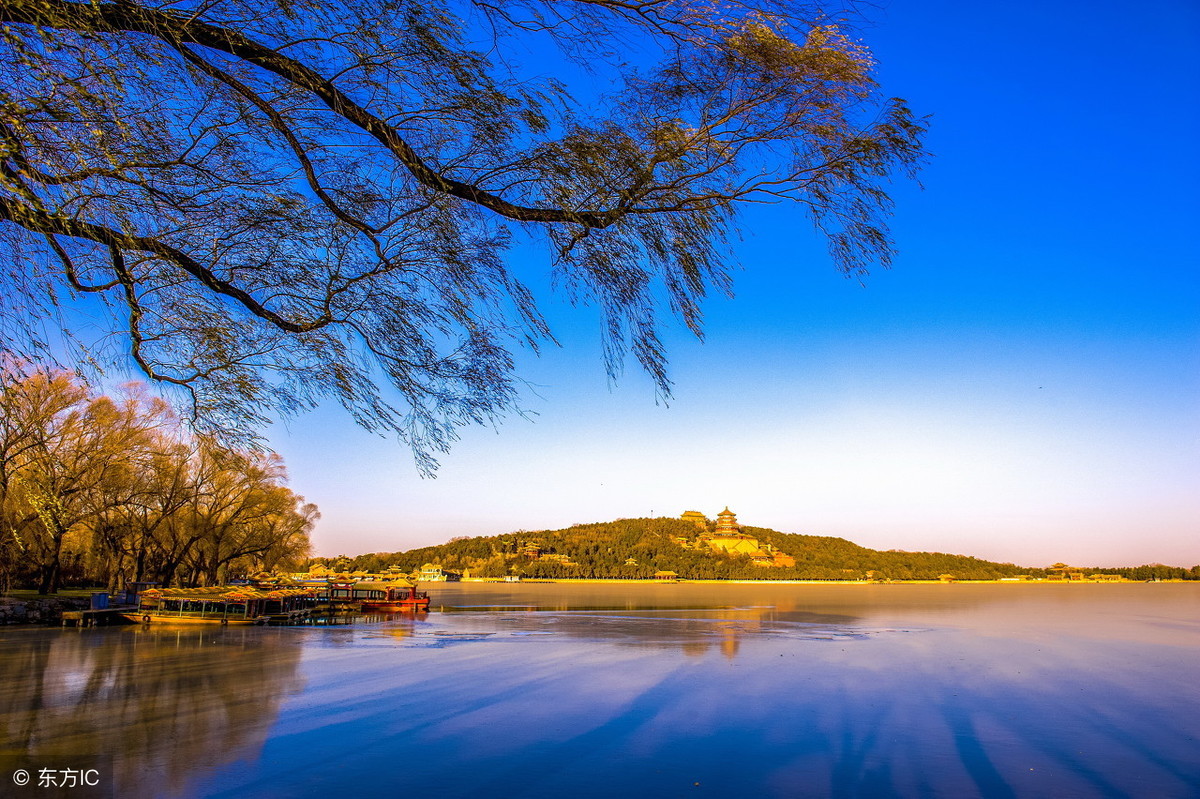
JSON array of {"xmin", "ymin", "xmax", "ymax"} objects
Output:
[
  {"xmin": 1, "ymin": 0, "xmax": 926, "ymax": 469},
  {"xmin": 320, "ymin": 517, "xmax": 1062, "ymax": 581},
  {"xmin": 0, "ymin": 364, "xmax": 314, "ymax": 591}
]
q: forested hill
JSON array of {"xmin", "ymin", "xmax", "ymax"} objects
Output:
[{"xmin": 313, "ymin": 517, "xmax": 1060, "ymax": 581}]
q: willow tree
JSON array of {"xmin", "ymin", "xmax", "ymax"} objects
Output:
[
  {"xmin": 0, "ymin": 0, "xmax": 926, "ymax": 471},
  {"xmin": 0, "ymin": 363, "xmax": 316, "ymax": 590},
  {"xmin": 0, "ymin": 368, "xmax": 166, "ymax": 591}
]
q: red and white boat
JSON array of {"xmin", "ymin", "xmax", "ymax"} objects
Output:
[{"xmin": 359, "ymin": 583, "xmax": 430, "ymax": 612}]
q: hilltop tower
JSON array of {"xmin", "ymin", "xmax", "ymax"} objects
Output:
[
  {"xmin": 715, "ymin": 507, "xmax": 739, "ymax": 535},
  {"xmin": 676, "ymin": 507, "xmax": 796, "ymax": 568}
]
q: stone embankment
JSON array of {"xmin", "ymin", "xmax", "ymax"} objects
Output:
[{"xmin": 0, "ymin": 596, "xmax": 91, "ymax": 624}]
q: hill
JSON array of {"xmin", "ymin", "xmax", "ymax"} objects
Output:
[{"xmin": 312, "ymin": 514, "xmax": 1072, "ymax": 581}]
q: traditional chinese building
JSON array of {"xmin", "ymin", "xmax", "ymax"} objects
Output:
[
  {"xmin": 687, "ymin": 507, "xmax": 797, "ymax": 568},
  {"xmin": 715, "ymin": 507, "xmax": 739, "ymax": 534},
  {"xmin": 419, "ymin": 563, "xmax": 461, "ymax": 582}
]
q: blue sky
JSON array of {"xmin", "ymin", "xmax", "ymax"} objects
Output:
[{"xmin": 268, "ymin": 0, "xmax": 1200, "ymax": 567}]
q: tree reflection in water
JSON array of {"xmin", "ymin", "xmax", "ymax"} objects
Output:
[{"xmin": 0, "ymin": 626, "xmax": 303, "ymax": 798}]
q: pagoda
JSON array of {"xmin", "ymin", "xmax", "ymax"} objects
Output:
[
  {"xmin": 689, "ymin": 507, "xmax": 797, "ymax": 568},
  {"xmin": 715, "ymin": 507, "xmax": 740, "ymax": 535}
]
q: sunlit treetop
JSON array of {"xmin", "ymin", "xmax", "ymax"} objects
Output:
[{"xmin": 0, "ymin": 0, "xmax": 926, "ymax": 473}]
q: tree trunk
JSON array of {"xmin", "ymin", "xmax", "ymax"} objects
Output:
[{"xmin": 37, "ymin": 522, "xmax": 67, "ymax": 594}]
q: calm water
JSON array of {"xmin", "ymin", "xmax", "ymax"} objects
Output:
[{"xmin": 1, "ymin": 583, "xmax": 1198, "ymax": 798}]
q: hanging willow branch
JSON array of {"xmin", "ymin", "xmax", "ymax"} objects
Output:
[{"xmin": 0, "ymin": 0, "xmax": 926, "ymax": 472}]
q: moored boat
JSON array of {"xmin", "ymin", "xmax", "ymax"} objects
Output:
[
  {"xmin": 360, "ymin": 583, "xmax": 430, "ymax": 612},
  {"xmin": 322, "ymin": 580, "xmax": 430, "ymax": 612},
  {"xmin": 122, "ymin": 586, "xmax": 318, "ymax": 625}
]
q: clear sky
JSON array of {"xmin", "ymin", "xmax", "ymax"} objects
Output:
[{"xmin": 266, "ymin": 0, "xmax": 1200, "ymax": 568}]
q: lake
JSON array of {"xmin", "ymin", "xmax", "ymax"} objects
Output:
[{"xmin": 1, "ymin": 583, "xmax": 1198, "ymax": 798}]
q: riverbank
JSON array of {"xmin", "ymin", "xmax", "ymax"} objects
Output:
[
  {"xmin": 458, "ymin": 577, "xmax": 1174, "ymax": 585},
  {"xmin": 2, "ymin": 576, "xmax": 1181, "ymax": 625},
  {"xmin": 423, "ymin": 580, "xmax": 1200, "ymax": 620},
  {"xmin": 0, "ymin": 592, "xmax": 91, "ymax": 624}
]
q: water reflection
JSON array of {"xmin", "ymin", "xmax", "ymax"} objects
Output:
[
  {"xmin": 431, "ymin": 584, "xmax": 885, "ymax": 658},
  {"xmin": 393, "ymin": 605, "xmax": 879, "ymax": 659},
  {"xmin": 1, "ymin": 585, "xmax": 1196, "ymax": 799},
  {"xmin": 0, "ymin": 626, "xmax": 304, "ymax": 798}
]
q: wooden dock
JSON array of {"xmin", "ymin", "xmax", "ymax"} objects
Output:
[{"xmin": 61, "ymin": 605, "xmax": 138, "ymax": 627}]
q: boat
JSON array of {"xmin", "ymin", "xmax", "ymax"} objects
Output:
[
  {"xmin": 323, "ymin": 580, "xmax": 430, "ymax": 612},
  {"xmin": 360, "ymin": 583, "xmax": 430, "ymax": 612},
  {"xmin": 122, "ymin": 586, "xmax": 318, "ymax": 625}
]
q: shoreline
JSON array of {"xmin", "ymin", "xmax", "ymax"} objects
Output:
[{"xmin": 453, "ymin": 577, "xmax": 1184, "ymax": 585}]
